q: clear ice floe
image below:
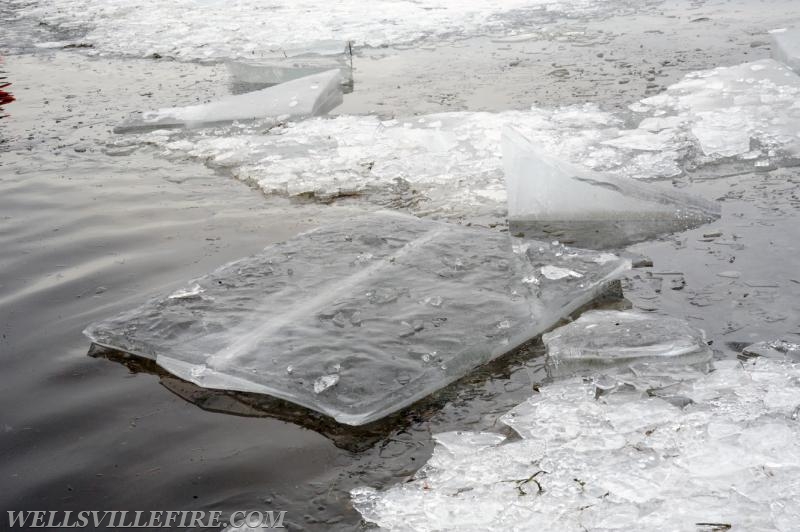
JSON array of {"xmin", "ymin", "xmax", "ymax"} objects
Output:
[
  {"xmin": 771, "ymin": 28, "xmax": 800, "ymax": 73},
  {"xmin": 352, "ymin": 356, "xmax": 800, "ymax": 531},
  {"xmin": 502, "ymin": 127, "xmax": 719, "ymax": 244},
  {"xmin": 13, "ymin": 0, "xmax": 644, "ymax": 61},
  {"xmin": 122, "ymin": 59, "xmax": 800, "ymax": 221},
  {"xmin": 83, "ymin": 212, "xmax": 629, "ymax": 426},
  {"xmin": 542, "ymin": 310, "xmax": 712, "ymax": 377},
  {"xmin": 114, "ymin": 69, "xmax": 343, "ymax": 133}
]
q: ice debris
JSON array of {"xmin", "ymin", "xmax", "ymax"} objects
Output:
[
  {"xmin": 16, "ymin": 0, "xmax": 639, "ymax": 61},
  {"xmin": 122, "ymin": 60, "xmax": 799, "ymax": 219},
  {"xmin": 353, "ymin": 356, "xmax": 800, "ymax": 531},
  {"xmin": 771, "ymin": 28, "xmax": 800, "ymax": 73},
  {"xmin": 84, "ymin": 212, "xmax": 628, "ymax": 425},
  {"xmin": 115, "ymin": 69, "xmax": 343, "ymax": 133},
  {"xmin": 542, "ymin": 310, "xmax": 712, "ymax": 377}
]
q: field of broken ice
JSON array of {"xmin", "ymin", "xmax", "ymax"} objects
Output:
[
  {"xmin": 12, "ymin": 0, "xmax": 643, "ymax": 60},
  {"xmin": 352, "ymin": 355, "xmax": 800, "ymax": 531},
  {"xmin": 115, "ymin": 58, "xmax": 800, "ymax": 220}
]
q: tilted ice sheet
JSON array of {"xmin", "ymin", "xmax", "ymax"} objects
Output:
[
  {"xmin": 122, "ymin": 60, "xmax": 800, "ymax": 220},
  {"xmin": 542, "ymin": 310, "xmax": 713, "ymax": 377},
  {"xmin": 502, "ymin": 127, "xmax": 719, "ymax": 228},
  {"xmin": 12, "ymin": 0, "xmax": 647, "ymax": 61},
  {"xmin": 115, "ymin": 69, "xmax": 343, "ymax": 133},
  {"xmin": 771, "ymin": 28, "xmax": 800, "ymax": 73},
  {"xmin": 352, "ymin": 356, "xmax": 800, "ymax": 530},
  {"xmin": 83, "ymin": 212, "xmax": 629, "ymax": 426}
]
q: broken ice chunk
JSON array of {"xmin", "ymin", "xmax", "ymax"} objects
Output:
[
  {"xmin": 543, "ymin": 310, "xmax": 712, "ymax": 377},
  {"xmin": 313, "ymin": 374, "xmax": 340, "ymax": 394},
  {"xmin": 742, "ymin": 338, "xmax": 800, "ymax": 361},
  {"xmin": 84, "ymin": 212, "xmax": 628, "ymax": 426},
  {"xmin": 226, "ymin": 44, "xmax": 353, "ymax": 93},
  {"xmin": 771, "ymin": 28, "xmax": 800, "ymax": 72},
  {"xmin": 503, "ymin": 127, "xmax": 720, "ymax": 247},
  {"xmin": 540, "ymin": 265, "xmax": 583, "ymax": 280},
  {"xmin": 115, "ymin": 69, "xmax": 343, "ymax": 133}
]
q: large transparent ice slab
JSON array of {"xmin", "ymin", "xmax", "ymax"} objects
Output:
[
  {"xmin": 353, "ymin": 356, "xmax": 800, "ymax": 530},
  {"xmin": 83, "ymin": 212, "xmax": 629, "ymax": 426},
  {"xmin": 543, "ymin": 310, "xmax": 712, "ymax": 377},
  {"xmin": 503, "ymin": 127, "xmax": 720, "ymax": 245},
  {"xmin": 772, "ymin": 28, "xmax": 800, "ymax": 72},
  {"xmin": 114, "ymin": 69, "xmax": 343, "ymax": 133}
]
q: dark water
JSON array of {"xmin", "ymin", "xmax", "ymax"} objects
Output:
[{"xmin": 1, "ymin": 1, "xmax": 800, "ymax": 530}]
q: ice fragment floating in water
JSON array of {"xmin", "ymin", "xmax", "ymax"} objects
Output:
[
  {"xmin": 115, "ymin": 69, "xmax": 343, "ymax": 133},
  {"xmin": 353, "ymin": 356, "xmax": 800, "ymax": 530},
  {"xmin": 543, "ymin": 310, "xmax": 712, "ymax": 377},
  {"xmin": 84, "ymin": 212, "xmax": 628, "ymax": 425},
  {"xmin": 771, "ymin": 28, "xmax": 800, "ymax": 73},
  {"xmin": 503, "ymin": 127, "xmax": 720, "ymax": 245}
]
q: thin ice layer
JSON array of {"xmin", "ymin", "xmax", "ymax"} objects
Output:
[
  {"xmin": 115, "ymin": 69, "xmax": 343, "ymax": 133},
  {"xmin": 83, "ymin": 212, "xmax": 629, "ymax": 426},
  {"xmin": 352, "ymin": 356, "xmax": 800, "ymax": 530},
  {"xmin": 542, "ymin": 310, "xmax": 712, "ymax": 376},
  {"xmin": 14, "ymin": 0, "xmax": 643, "ymax": 61},
  {"xmin": 502, "ymin": 127, "xmax": 719, "ymax": 224},
  {"xmin": 772, "ymin": 28, "xmax": 800, "ymax": 72},
  {"xmin": 121, "ymin": 60, "xmax": 800, "ymax": 220}
]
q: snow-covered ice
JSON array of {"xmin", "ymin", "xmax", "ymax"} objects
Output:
[
  {"xmin": 771, "ymin": 28, "xmax": 800, "ymax": 73},
  {"xmin": 83, "ymin": 212, "xmax": 628, "ymax": 425},
  {"xmin": 542, "ymin": 310, "xmax": 712, "ymax": 377},
  {"xmin": 121, "ymin": 59, "xmax": 800, "ymax": 221},
  {"xmin": 352, "ymin": 356, "xmax": 800, "ymax": 530},
  {"xmin": 13, "ymin": 0, "xmax": 643, "ymax": 61},
  {"xmin": 115, "ymin": 69, "xmax": 343, "ymax": 133}
]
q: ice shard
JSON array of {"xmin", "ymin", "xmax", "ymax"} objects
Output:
[
  {"xmin": 226, "ymin": 42, "xmax": 353, "ymax": 93},
  {"xmin": 503, "ymin": 126, "xmax": 720, "ymax": 247},
  {"xmin": 114, "ymin": 69, "xmax": 343, "ymax": 133},
  {"xmin": 353, "ymin": 356, "xmax": 800, "ymax": 531},
  {"xmin": 84, "ymin": 212, "xmax": 628, "ymax": 426},
  {"xmin": 542, "ymin": 310, "xmax": 712, "ymax": 377},
  {"xmin": 771, "ymin": 28, "xmax": 800, "ymax": 72}
]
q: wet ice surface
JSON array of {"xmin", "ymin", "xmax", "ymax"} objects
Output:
[
  {"xmin": 353, "ymin": 356, "xmax": 800, "ymax": 531},
  {"xmin": 502, "ymin": 127, "xmax": 719, "ymax": 245},
  {"xmin": 543, "ymin": 310, "xmax": 712, "ymax": 376},
  {"xmin": 115, "ymin": 70, "xmax": 343, "ymax": 133},
  {"xmin": 771, "ymin": 27, "xmax": 800, "ymax": 72},
  {"xmin": 118, "ymin": 59, "xmax": 799, "ymax": 222},
  {"xmin": 11, "ymin": 0, "xmax": 654, "ymax": 61},
  {"xmin": 84, "ymin": 212, "xmax": 628, "ymax": 425}
]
